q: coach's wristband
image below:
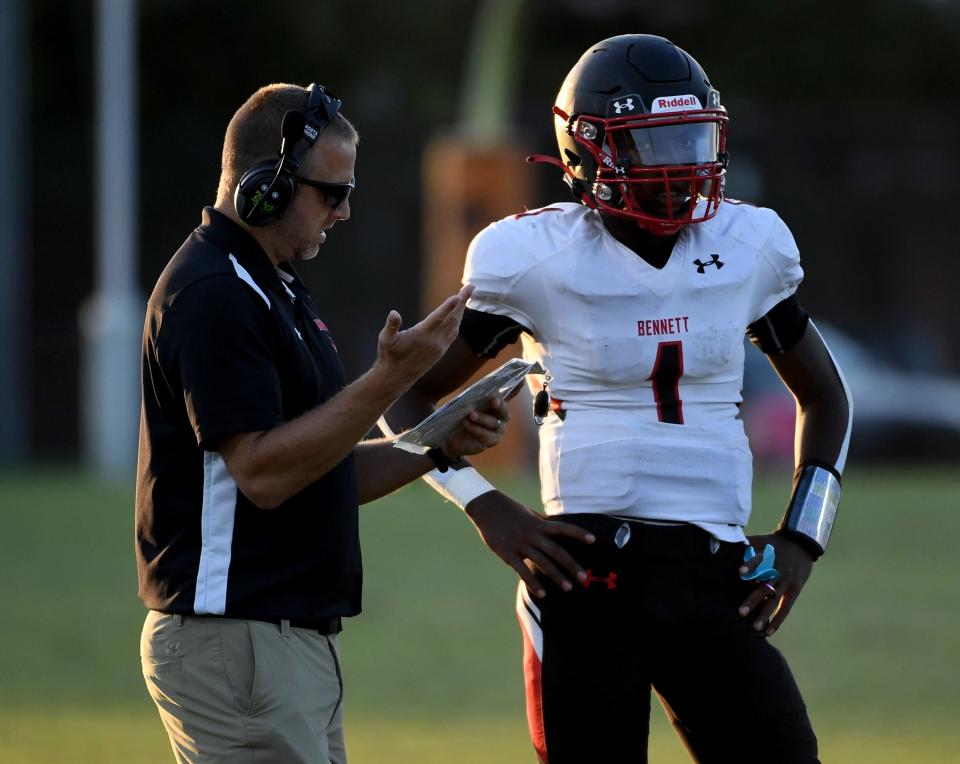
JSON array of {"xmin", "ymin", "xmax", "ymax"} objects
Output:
[
  {"xmin": 376, "ymin": 415, "xmax": 496, "ymax": 509},
  {"xmin": 423, "ymin": 465, "xmax": 496, "ymax": 510},
  {"xmin": 426, "ymin": 447, "xmax": 451, "ymax": 473},
  {"xmin": 775, "ymin": 463, "xmax": 842, "ymax": 560}
]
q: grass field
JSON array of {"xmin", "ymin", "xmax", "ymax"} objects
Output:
[{"xmin": 1, "ymin": 466, "xmax": 958, "ymax": 763}]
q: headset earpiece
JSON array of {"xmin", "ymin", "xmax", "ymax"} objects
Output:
[{"xmin": 234, "ymin": 160, "xmax": 297, "ymax": 227}]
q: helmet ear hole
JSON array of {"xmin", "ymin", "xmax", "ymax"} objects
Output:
[{"xmin": 564, "ymin": 149, "xmax": 581, "ymax": 168}]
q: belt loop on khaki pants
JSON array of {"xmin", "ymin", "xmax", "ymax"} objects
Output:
[
  {"xmin": 173, "ymin": 614, "xmax": 183, "ymax": 627},
  {"xmin": 280, "ymin": 618, "xmax": 293, "ymax": 637}
]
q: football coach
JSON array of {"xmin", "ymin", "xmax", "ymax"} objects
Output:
[{"xmin": 135, "ymin": 82, "xmax": 509, "ymax": 764}]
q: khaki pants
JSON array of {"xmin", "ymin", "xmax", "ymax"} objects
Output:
[{"xmin": 140, "ymin": 611, "xmax": 347, "ymax": 764}]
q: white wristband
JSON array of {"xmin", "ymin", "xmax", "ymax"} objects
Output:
[
  {"xmin": 376, "ymin": 416, "xmax": 496, "ymax": 510},
  {"xmin": 423, "ymin": 466, "xmax": 496, "ymax": 510}
]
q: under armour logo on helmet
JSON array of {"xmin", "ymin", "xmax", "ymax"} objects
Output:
[
  {"xmin": 612, "ymin": 98, "xmax": 635, "ymax": 114},
  {"xmin": 693, "ymin": 254, "xmax": 725, "ymax": 273}
]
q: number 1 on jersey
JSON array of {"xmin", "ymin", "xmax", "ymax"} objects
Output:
[{"xmin": 649, "ymin": 341, "xmax": 684, "ymax": 424}]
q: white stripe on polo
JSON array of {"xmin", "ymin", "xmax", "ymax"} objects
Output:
[
  {"xmin": 229, "ymin": 253, "xmax": 271, "ymax": 308},
  {"xmin": 193, "ymin": 451, "xmax": 238, "ymax": 614}
]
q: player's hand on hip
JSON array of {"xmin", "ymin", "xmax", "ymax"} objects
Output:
[
  {"xmin": 375, "ymin": 285, "xmax": 474, "ymax": 388},
  {"xmin": 440, "ymin": 398, "xmax": 511, "ymax": 459},
  {"xmin": 738, "ymin": 533, "xmax": 814, "ymax": 637},
  {"xmin": 463, "ymin": 491, "xmax": 594, "ymax": 597}
]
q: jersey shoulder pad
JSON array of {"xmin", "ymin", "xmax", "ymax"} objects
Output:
[
  {"xmin": 715, "ymin": 201, "xmax": 803, "ymax": 320},
  {"xmin": 713, "ymin": 200, "xmax": 799, "ymax": 271},
  {"xmin": 466, "ymin": 203, "xmax": 591, "ymax": 281},
  {"xmin": 709, "ymin": 199, "xmax": 784, "ymax": 247}
]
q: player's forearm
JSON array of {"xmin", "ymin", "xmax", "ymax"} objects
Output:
[
  {"xmin": 353, "ymin": 439, "xmax": 435, "ymax": 504},
  {"xmin": 378, "ymin": 395, "xmax": 500, "ymax": 513},
  {"xmin": 384, "ymin": 385, "xmax": 440, "ymax": 432},
  {"xmin": 793, "ymin": 389, "xmax": 850, "ymax": 469},
  {"xmin": 769, "ymin": 323, "xmax": 853, "ymax": 472},
  {"xmin": 771, "ymin": 323, "xmax": 852, "ymax": 560},
  {"xmin": 378, "ymin": 338, "xmax": 499, "ymax": 510},
  {"xmin": 384, "ymin": 335, "xmax": 488, "ymax": 432},
  {"xmin": 788, "ymin": 342, "xmax": 852, "ymax": 473},
  {"xmin": 381, "ymin": 337, "xmax": 487, "ymax": 437}
]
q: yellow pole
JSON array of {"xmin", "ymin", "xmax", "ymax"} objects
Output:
[{"xmin": 422, "ymin": 137, "xmax": 536, "ymax": 471}]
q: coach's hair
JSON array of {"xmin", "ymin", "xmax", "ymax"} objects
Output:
[{"xmin": 215, "ymin": 82, "xmax": 359, "ymax": 205}]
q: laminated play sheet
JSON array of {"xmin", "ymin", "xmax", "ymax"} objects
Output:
[{"xmin": 393, "ymin": 358, "xmax": 543, "ymax": 455}]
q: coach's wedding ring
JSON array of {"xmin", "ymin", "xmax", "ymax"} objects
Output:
[
  {"xmin": 494, "ymin": 418, "xmax": 503, "ymax": 431},
  {"xmin": 761, "ymin": 582, "xmax": 778, "ymax": 597}
]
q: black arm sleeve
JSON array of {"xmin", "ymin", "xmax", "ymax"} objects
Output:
[
  {"xmin": 459, "ymin": 307, "xmax": 531, "ymax": 358},
  {"xmin": 746, "ymin": 295, "xmax": 810, "ymax": 355}
]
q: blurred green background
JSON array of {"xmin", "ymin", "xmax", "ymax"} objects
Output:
[{"xmin": 2, "ymin": 469, "xmax": 958, "ymax": 763}]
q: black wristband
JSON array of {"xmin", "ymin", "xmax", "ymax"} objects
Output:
[
  {"xmin": 426, "ymin": 447, "xmax": 451, "ymax": 473},
  {"xmin": 774, "ymin": 528, "xmax": 822, "ymax": 561}
]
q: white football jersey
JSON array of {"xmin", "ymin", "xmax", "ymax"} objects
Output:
[{"xmin": 464, "ymin": 201, "xmax": 803, "ymax": 540}]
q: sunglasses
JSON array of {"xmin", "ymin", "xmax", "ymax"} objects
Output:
[{"xmin": 295, "ymin": 175, "xmax": 355, "ymax": 209}]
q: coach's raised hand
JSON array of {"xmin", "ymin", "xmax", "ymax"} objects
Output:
[
  {"xmin": 373, "ymin": 284, "xmax": 474, "ymax": 392},
  {"xmin": 213, "ymin": 285, "xmax": 475, "ymax": 510}
]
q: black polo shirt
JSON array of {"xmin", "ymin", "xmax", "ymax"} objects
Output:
[{"xmin": 136, "ymin": 207, "xmax": 361, "ymax": 623}]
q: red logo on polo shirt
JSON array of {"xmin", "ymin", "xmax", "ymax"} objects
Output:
[{"xmin": 314, "ymin": 318, "xmax": 338, "ymax": 351}]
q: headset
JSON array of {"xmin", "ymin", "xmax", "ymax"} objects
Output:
[{"xmin": 233, "ymin": 83, "xmax": 343, "ymax": 226}]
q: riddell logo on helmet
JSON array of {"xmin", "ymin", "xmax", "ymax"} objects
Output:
[{"xmin": 651, "ymin": 95, "xmax": 703, "ymax": 113}]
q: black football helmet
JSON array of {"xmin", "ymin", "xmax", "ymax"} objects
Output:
[{"xmin": 530, "ymin": 35, "xmax": 729, "ymax": 235}]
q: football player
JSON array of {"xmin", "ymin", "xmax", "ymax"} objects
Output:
[{"xmin": 385, "ymin": 34, "xmax": 851, "ymax": 763}]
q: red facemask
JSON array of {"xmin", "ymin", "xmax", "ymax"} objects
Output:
[{"xmin": 532, "ymin": 105, "xmax": 729, "ymax": 236}]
